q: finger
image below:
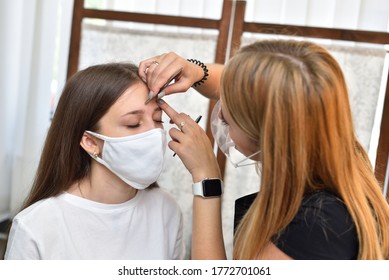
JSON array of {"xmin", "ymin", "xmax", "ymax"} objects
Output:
[
  {"xmin": 145, "ymin": 66, "xmax": 181, "ymax": 100},
  {"xmin": 169, "ymin": 127, "xmax": 185, "ymax": 143},
  {"xmin": 148, "ymin": 65, "xmax": 180, "ymax": 97},
  {"xmin": 143, "ymin": 59, "xmax": 161, "ymax": 76},
  {"xmin": 157, "ymin": 99, "xmax": 193, "ymax": 133},
  {"xmin": 138, "ymin": 56, "xmax": 162, "ymax": 81},
  {"xmin": 168, "ymin": 138, "xmax": 183, "ymax": 156},
  {"xmin": 141, "ymin": 53, "xmax": 194, "ymax": 99},
  {"xmin": 147, "ymin": 53, "xmax": 189, "ymax": 96},
  {"xmin": 157, "ymin": 99, "xmax": 181, "ymax": 126},
  {"xmin": 168, "ymin": 124, "xmax": 191, "ymax": 156},
  {"xmin": 156, "ymin": 77, "xmax": 194, "ymax": 96},
  {"xmin": 145, "ymin": 61, "xmax": 159, "ymax": 77}
]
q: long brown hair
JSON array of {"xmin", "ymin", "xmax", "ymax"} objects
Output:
[
  {"xmin": 227, "ymin": 39, "xmax": 389, "ymax": 259},
  {"xmin": 22, "ymin": 63, "xmax": 143, "ymax": 210}
]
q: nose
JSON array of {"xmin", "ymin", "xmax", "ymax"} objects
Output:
[
  {"xmin": 143, "ymin": 118, "xmax": 162, "ymax": 129},
  {"xmin": 144, "ymin": 102, "xmax": 164, "ymax": 129}
]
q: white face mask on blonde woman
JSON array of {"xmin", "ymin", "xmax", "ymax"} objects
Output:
[{"xmin": 211, "ymin": 100, "xmax": 259, "ymax": 168}]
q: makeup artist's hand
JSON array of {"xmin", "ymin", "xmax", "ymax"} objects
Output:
[
  {"xmin": 157, "ymin": 99, "xmax": 221, "ymax": 182},
  {"xmin": 139, "ymin": 52, "xmax": 204, "ymax": 99}
]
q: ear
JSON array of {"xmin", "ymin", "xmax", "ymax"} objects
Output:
[{"xmin": 80, "ymin": 132, "xmax": 101, "ymax": 156}]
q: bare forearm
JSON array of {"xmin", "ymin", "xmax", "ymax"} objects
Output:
[
  {"xmin": 156, "ymin": 97, "xmax": 226, "ymax": 259},
  {"xmin": 194, "ymin": 64, "xmax": 224, "ymax": 100},
  {"xmin": 191, "ymin": 196, "xmax": 227, "ymax": 260}
]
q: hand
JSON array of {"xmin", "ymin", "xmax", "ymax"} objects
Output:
[
  {"xmin": 157, "ymin": 99, "xmax": 221, "ymax": 182},
  {"xmin": 138, "ymin": 52, "xmax": 204, "ymax": 99}
]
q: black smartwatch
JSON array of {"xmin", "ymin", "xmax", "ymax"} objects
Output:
[{"xmin": 192, "ymin": 178, "xmax": 223, "ymax": 197}]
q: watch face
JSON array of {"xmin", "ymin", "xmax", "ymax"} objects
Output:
[{"xmin": 202, "ymin": 179, "xmax": 222, "ymax": 197}]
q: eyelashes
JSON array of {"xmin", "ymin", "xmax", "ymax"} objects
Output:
[
  {"xmin": 219, "ymin": 111, "xmax": 228, "ymax": 125},
  {"xmin": 127, "ymin": 120, "xmax": 164, "ymax": 128}
]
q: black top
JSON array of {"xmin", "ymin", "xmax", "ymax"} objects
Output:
[{"xmin": 234, "ymin": 190, "xmax": 359, "ymax": 260}]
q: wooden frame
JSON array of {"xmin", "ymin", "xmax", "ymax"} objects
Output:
[
  {"xmin": 67, "ymin": 0, "xmax": 230, "ymax": 79},
  {"xmin": 67, "ymin": 0, "xmax": 389, "ymax": 197}
]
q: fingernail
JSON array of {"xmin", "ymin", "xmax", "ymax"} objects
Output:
[
  {"xmin": 157, "ymin": 92, "xmax": 165, "ymax": 99},
  {"xmin": 141, "ymin": 77, "xmax": 147, "ymax": 83},
  {"xmin": 148, "ymin": 91, "xmax": 154, "ymax": 99},
  {"xmin": 156, "ymin": 98, "xmax": 165, "ymax": 105}
]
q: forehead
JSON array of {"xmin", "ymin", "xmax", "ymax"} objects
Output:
[
  {"xmin": 106, "ymin": 82, "xmax": 148, "ymax": 113},
  {"xmin": 114, "ymin": 82, "xmax": 148, "ymax": 105}
]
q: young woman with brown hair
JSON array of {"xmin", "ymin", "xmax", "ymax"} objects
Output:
[
  {"xmin": 139, "ymin": 39, "xmax": 389, "ymax": 259},
  {"xmin": 5, "ymin": 63, "xmax": 184, "ymax": 259}
]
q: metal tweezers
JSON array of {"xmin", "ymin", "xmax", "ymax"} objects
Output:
[{"xmin": 145, "ymin": 67, "xmax": 183, "ymax": 104}]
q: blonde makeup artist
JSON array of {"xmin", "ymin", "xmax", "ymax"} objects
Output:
[{"xmin": 140, "ymin": 39, "xmax": 389, "ymax": 259}]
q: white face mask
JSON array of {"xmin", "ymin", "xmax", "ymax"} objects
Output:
[
  {"xmin": 86, "ymin": 128, "xmax": 167, "ymax": 189},
  {"xmin": 211, "ymin": 100, "xmax": 259, "ymax": 168}
]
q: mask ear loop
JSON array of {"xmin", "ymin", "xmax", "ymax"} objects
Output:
[{"xmin": 231, "ymin": 150, "xmax": 261, "ymax": 167}]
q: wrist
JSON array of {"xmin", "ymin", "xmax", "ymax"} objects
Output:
[
  {"xmin": 187, "ymin": 59, "xmax": 208, "ymax": 87},
  {"xmin": 193, "ymin": 178, "xmax": 223, "ymax": 198},
  {"xmin": 191, "ymin": 169, "xmax": 221, "ymax": 183}
]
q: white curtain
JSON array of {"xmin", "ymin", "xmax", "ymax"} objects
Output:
[{"xmin": 0, "ymin": 0, "xmax": 71, "ymax": 219}]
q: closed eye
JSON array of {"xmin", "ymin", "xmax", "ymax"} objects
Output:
[{"xmin": 127, "ymin": 124, "xmax": 140, "ymax": 128}]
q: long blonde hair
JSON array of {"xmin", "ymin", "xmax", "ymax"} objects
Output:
[{"xmin": 224, "ymin": 39, "xmax": 389, "ymax": 259}]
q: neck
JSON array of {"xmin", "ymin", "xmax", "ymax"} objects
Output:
[{"xmin": 72, "ymin": 164, "xmax": 138, "ymax": 204}]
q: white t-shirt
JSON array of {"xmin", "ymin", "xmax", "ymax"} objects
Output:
[{"xmin": 5, "ymin": 188, "xmax": 184, "ymax": 260}]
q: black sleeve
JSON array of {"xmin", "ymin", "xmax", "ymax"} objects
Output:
[
  {"xmin": 234, "ymin": 192, "xmax": 258, "ymax": 233},
  {"xmin": 274, "ymin": 192, "xmax": 359, "ymax": 260}
]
